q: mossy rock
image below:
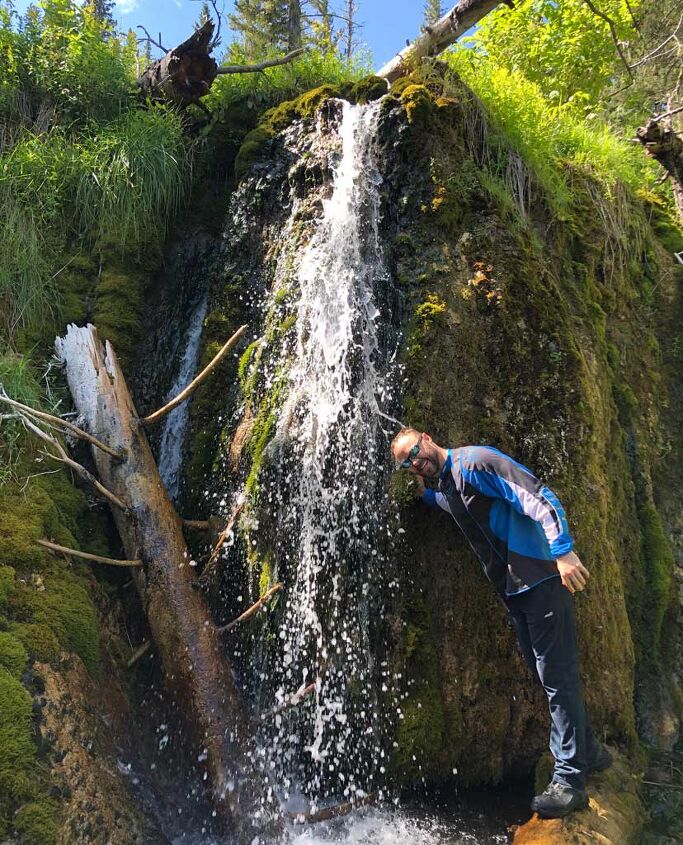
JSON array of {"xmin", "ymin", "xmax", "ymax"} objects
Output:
[
  {"xmin": 0, "ymin": 631, "xmax": 27, "ymax": 679},
  {"xmin": 0, "ymin": 667, "xmax": 37, "ymax": 829},
  {"xmin": 0, "ymin": 566, "xmax": 16, "ymax": 609},
  {"xmin": 13, "ymin": 799, "xmax": 59, "ymax": 845},
  {"xmin": 399, "ymin": 84, "xmax": 435, "ymax": 126},
  {"xmin": 348, "ymin": 75, "xmax": 389, "ymax": 104}
]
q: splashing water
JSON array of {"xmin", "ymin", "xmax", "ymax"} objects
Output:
[
  {"xmin": 158, "ymin": 295, "xmax": 208, "ymax": 501},
  {"xmin": 249, "ymin": 100, "xmax": 399, "ymax": 812}
]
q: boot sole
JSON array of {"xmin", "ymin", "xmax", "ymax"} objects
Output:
[{"xmin": 533, "ymin": 799, "xmax": 589, "ymax": 819}]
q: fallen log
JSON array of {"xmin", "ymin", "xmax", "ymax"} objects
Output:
[
  {"xmin": 54, "ymin": 324, "xmax": 280, "ymax": 843},
  {"xmin": 376, "ymin": 0, "xmax": 505, "ymax": 84},
  {"xmin": 287, "ymin": 791, "xmax": 377, "ymax": 824}
]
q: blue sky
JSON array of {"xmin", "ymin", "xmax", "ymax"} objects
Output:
[{"xmin": 13, "ymin": 1, "xmax": 430, "ymax": 68}]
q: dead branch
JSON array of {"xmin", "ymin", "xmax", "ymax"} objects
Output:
[
  {"xmin": 217, "ymin": 582, "xmax": 284, "ymax": 634},
  {"xmin": 259, "ymin": 682, "xmax": 317, "ymax": 722},
  {"xmin": 182, "ymin": 518, "xmax": 211, "ymax": 530},
  {"xmin": 653, "ymin": 104, "xmax": 683, "ymax": 124},
  {"xmin": 287, "ymin": 792, "xmax": 377, "ymax": 823},
  {"xmin": 126, "ymin": 640, "xmax": 152, "ymax": 667},
  {"xmin": 142, "ymin": 325, "xmax": 248, "ymax": 425},
  {"xmin": 136, "ymin": 25, "xmax": 169, "ymax": 53},
  {"xmin": 38, "ymin": 539, "xmax": 142, "ymax": 567},
  {"xmin": 581, "ymin": 0, "xmax": 634, "ymax": 92},
  {"xmin": 21, "ymin": 417, "xmax": 130, "ymax": 513},
  {"xmin": 0, "ymin": 393, "xmax": 123, "ymax": 459},
  {"xmin": 201, "ymin": 499, "xmax": 245, "ymax": 583},
  {"xmin": 215, "ymin": 48, "xmax": 307, "ymax": 75}
]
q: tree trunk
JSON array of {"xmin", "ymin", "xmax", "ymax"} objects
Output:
[
  {"xmin": 54, "ymin": 324, "xmax": 280, "ymax": 843},
  {"xmin": 137, "ymin": 20, "xmax": 218, "ymax": 107},
  {"xmin": 288, "ymin": 0, "xmax": 302, "ymax": 51},
  {"xmin": 376, "ymin": 0, "xmax": 504, "ymax": 83},
  {"xmin": 636, "ymin": 117, "xmax": 683, "ymax": 224}
]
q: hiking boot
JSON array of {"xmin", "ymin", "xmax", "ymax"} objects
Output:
[
  {"xmin": 531, "ymin": 781, "xmax": 589, "ymax": 818},
  {"xmin": 586, "ymin": 743, "xmax": 613, "ymax": 774}
]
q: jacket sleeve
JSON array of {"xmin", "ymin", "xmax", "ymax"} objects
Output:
[
  {"xmin": 459, "ymin": 447, "xmax": 574, "ymax": 557},
  {"xmin": 422, "ymin": 488, "xmax": 451, "ymax": 513}
]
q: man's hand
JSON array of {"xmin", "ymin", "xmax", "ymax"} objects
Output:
[{"xmin": 556, "ymin": 551, "xmax": 590, "ymax": 594}]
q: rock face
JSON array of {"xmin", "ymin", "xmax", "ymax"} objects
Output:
[
  {"xmin": 37, "ymin": 655, "xmax": 167, "ymax": 845},
  {"xmin": 180, "ymin": 68, "xmax": 683, "ymax": 844}
]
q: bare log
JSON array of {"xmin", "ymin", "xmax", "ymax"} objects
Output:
[
  {"xmin": 218, "ymin": 583, "xmax": 284, "ymax": 634},
  {"xmin": 142, "ymin": 325, "xmax": 248, "ymax": 425},
  {"xmin": 54, "ymin": 324, "xmax": 279, "ymax": 842},
  {"xmin": 38, "ymin": 539, "xmax": 142, "ymax": 567},
  {"xmin": 376, "ymin": 0, "xmax": 504, "ymax": 84},
  {"xmin": 0, "ymin": 393, "xmax": 123, "ymax": 459}
]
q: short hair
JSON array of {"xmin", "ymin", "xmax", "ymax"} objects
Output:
[{"xmin": 390, "ymin": 426, "xmax": 421, "ymax": 453}]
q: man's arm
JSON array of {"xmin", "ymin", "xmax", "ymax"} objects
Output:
[{"xmin": 459, "ymin": 446, "xmax": 589, "ymax": 593}]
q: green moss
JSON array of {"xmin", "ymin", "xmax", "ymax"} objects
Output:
[
  {"xmin": 399, "ymin": 84, "xmax": 435, "ymax": 126},
  {"xmin": 9, "ymin": 565, "xmax": 100, "ymax": 676},
  {"xmin": 392, "ymin": 603, "xmax": 446, "ymax": 781},
  {"xmin": 637, "ymin": 505, "xmax": 675, "ymax": 665},
  {"xmin": 0, "ymin": 667, "xmax": 38, "ymax": 833},
  {"xmin": 13, "ymin": 800, "xmax": 59, "ymax": 845},
  {"xmin": 238, "ymin": 339, "xmax": 262, "ymax": 387},
  {"xmin": 348, "ymin": 75, "xmax": 388, "ymax": 104},
  {"xmin": 10, "ymin": 623, "xmax": 61, "ymax": 664},
  {"xmin": 0, "ymin": 566, "xmax": 16, "ymax": 609},
  {"xmin": 0, "ymin": 632, "xmax": 28, "ymax": 679},
  {"xmin": 93, "ymin": 264, "xmax": 145, "ymax": 371}
]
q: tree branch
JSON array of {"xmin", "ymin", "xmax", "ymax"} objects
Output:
[
  {"xmin": 200, "ymin": 499, "xmax": 245, "ymax": 584},
  {"xmin": 136, "ymin": 25, "xmax": 169, "ymax": 53},
  {"xmin": 216, "ymin": 48, "xmax": 307, "ymax": 75},
  {"xmin": 287, "ymin": 792, "xmax": 377, "ymax": 824},
  {"xmin": 38, "ymin": 539, "xmax": 142, "ymax": 567},
  {"xmin": 0, "ymin": 392, "xmax": 124, "ymax": 460},
  {"xmin": 21, "ymin": 417, "xmax": 131, "ymax": 513},
  {"xmin": 217, "ymin": 582, "xmax": 284, "ymax": 634},
  {"xmin": 142, "ymin": 325, "xmax": 248, "ymax": 425},
  {"xmin": 259, "ymin": 681, "xmax": 316, "ymax": 722},
  {"xmin": 581, "ymin": 0, "xmax": 634, "ymax": 91},
  {"xmin": 653, "ymin": 104, "xmax": 683, "ymax": 124},
  {"xmin": 126, "ymin": 640, "xmax": 152, "ymax": 667}
]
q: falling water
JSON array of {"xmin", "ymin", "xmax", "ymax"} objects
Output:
[
  {"xmin": 249, "ymin": 99, "xmax": 398, "ymax": 814},
  {"xmin": 158, "ymin": 295, "xmax": 208, "ymax": 501}
]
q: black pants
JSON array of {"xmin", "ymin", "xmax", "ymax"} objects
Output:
[{"xmin": 505, "ymin": 576, "xmax": 597, "ymax": 790}]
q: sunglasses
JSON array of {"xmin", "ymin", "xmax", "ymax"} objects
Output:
[{"xmin": 400, "ymin": 434, "xmax": 423, "ymax": 469}]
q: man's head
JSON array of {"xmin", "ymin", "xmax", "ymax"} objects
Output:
[{"xmin": 391, "ymin": 427, "xmax": 446, "ymax": 479}]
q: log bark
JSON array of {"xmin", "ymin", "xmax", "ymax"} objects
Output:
[
  {"xmin": 376, "ymin": 0, "xmax": 504, "ymax": 84},
  {"xmin": 54, "ymin": 324, "xmax": 279, "ymax": 843},
  {"xmin": 137, "ymin": 20, "xmax": 218, "ymax": 107},
  {"xmin": 636, "ymin": 116, "xmax": 683, "ymax": 223}
]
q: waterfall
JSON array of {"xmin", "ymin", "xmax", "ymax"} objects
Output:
[
  {"xmin": 158, "ymin": 295, "xmax": 208, "ymax": 501},
  {"xmin": 249, "ymin": 99, "xmax": 399, "ymax": 813}
]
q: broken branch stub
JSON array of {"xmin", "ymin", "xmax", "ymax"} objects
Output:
[{"xmin": 54, "ymin": 324, "xmax": 280, "ymax": 842}]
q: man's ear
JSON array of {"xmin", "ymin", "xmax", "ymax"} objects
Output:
[{"xmin": 422, "ymin": 432, "xmax": 432, "ymax": 444}]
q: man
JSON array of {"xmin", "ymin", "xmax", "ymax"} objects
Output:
[{"xmin": 390, "ymin": 428, "xmax": 612, "ymax": 819}]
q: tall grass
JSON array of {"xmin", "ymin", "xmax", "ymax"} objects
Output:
[
  {"xmin": 205, "ymin": 46, "xmax": 371, "ymax": 113},
  {"xmin": 446, "ymin": 50, "xmax": 656, "ymax": 212},
  {"xmin": 0, "ymin": 106, "xmax": 189, "ymax": 343}
]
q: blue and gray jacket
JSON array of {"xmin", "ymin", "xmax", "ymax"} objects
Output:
[{"xmin": 423, "ymin": 446, "xmax": 573, "ymax": 597}]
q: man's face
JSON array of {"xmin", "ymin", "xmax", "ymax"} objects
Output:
[{"xmin": 392, "ymin": 432, "xmax": 441, "ymax": 479}]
